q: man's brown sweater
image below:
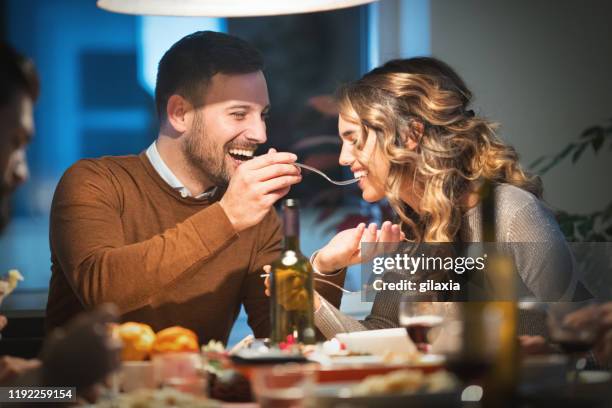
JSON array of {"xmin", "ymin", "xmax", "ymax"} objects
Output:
[{"xmin": 46, "ymin": 152, "xmax": 344, "ymax": 343}]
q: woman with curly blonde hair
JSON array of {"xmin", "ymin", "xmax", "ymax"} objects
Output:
[{"xmin": 305, "ymin": 57, "xmax": 575, "ymax": 338}]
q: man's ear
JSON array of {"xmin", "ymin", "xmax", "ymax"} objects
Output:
[
  {"xmin": 402, "ymin": 121, "xmax": 424, "ymax": 151},
  {"xmin": 166, "ymin": 94, "xmax": 192, "ymax": 133}
]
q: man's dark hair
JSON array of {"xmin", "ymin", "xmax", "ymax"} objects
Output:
[
  {"xmin": 0, "ymin": 42, "xmax": 40, "ymax": 107},
  {"xmin": 155, "ymin": 30, "xmax": 264, "ymax": 121}
]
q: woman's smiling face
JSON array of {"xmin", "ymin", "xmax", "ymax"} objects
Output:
[{"xmin": 337, "ymin": 111, "xmax": 389, "ymax": 202}]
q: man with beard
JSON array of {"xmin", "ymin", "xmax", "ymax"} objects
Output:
[{"xmin": 46, "ymin": 31, "xmax": 345, "ymax": 343}]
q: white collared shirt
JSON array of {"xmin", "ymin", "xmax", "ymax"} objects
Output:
[{"xmin": 145, "ymin": 141, "xmax": 216, "ymax": 200}]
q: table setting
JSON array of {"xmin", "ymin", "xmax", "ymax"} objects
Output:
[{"xmin": 85, "ymin": 314, "xmax": 611, "ymax": 408}]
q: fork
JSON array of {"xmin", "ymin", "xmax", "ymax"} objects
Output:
[
  {"xmin": 259, "ymin": 273, "xmax": 355, "ymax": 294},
  {"xmin": 293, "ymin": 162, "xmax": 360, "ymax": 186}
]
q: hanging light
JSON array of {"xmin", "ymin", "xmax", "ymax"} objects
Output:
[{"xmin": 97, "ymin": 0, "xmax": 378, "ymax": 17}]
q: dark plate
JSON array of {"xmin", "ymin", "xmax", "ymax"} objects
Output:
[{"xmin": 230, "ymin": 353, "xmax": 308, "ymax": 365}]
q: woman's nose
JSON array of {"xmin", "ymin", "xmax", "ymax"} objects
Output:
[{"xmin": 338, "ymin": 143, "xmax": 354, "ymax": 166}]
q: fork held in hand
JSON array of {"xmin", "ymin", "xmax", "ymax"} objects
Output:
[{"xmin": 293, "ymin": 163, "xmax": 360, "ymax": 186}]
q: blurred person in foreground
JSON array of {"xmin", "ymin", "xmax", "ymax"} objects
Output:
[
  {"xmin": 45, "ymin": 31, "xmax": 344, "ymax": 342},
  {"xmin": 0, "ymin": 41, "xmax": 35, "ymax": 235},
  {"xmin": 0, "ymin": 42, "xmax": 121, "ymax": 395}
]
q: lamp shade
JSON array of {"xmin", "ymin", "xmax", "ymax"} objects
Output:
[{"xmin": 97, "ymin": 0, "xmax": 378, "ymax": 17}]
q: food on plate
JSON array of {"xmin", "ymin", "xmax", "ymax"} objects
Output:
[
  {"xmin": 321, "ymin": 338, "xmax": 347, "ymax": 356},
  {"xmin": 0, "ymin": 269, "xmax": 24, "ymax": 302},
  {"xmin": 152, "ymin": 326, "xmax": 199, "ymax": 354},
  {"xmin": 93, "ymin": 387, "xmax": 220, "ymax": 408},
  {"xmin": 204, "ymin": 339, "xmax": 226, "ymax": 354},
  {"xmin": 426, "ymin": 371, "xmax": 458, "ymax": 392},
  {"xmin": 352, "ymin": 369, "xmax": 456, "ymax": 396},
  {"xmin": 115, "ymin": 322, "xmax": 156, "ymax": 361},
  {"xmin": 381, "ymin": 350, "xmax": 421, "ymax": 365},
  {"xmin": 114, "ymin": 324, "xmax": 200, "ymax": 361}
]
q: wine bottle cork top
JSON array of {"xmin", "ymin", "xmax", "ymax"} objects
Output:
[{"xmin": 283, "ymin": 198, "xmax": 299, "ymax": 208}]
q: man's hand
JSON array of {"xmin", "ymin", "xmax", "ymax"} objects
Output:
[
  {"xmin": 219, "ymin": 148, "xmax": 301, "ymax": 232},
  {"xmin": 0, "ymin": 356, "xmax": 40, "ymax": 384},
  {"xmin": 565, "ymin": 302, "xmax": 612, "ymax": 366},
  {"xmin": 0, "ymin": 314, "xmax": 7, "ymax": 331},
  {"xmin": 40, "ymin": 304, "xmax": 121, "ymax": 389},
  {"xmin": 314, "ymin": 221, "xmax": 403, "ymax": 273},
  {"xmin": 519, "ymin": 335, "xmax": 555, "ymax": 355}
]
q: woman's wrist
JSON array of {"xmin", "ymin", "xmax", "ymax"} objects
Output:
[{"xmin": 311, "ymin": 249, "xmax": 341, "ymax": 274}]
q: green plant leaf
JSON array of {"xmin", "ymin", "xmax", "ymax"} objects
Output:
[
  {"xmin": 580, "ymin": 126, "xmax": 601, "ymax": 139},
  {"xmin": 571, "ymin": 142, "xmax": 588, "ymax": 163},
  {"xmin": 576, "ymin": 218, "xmax": 593, "ymax": 238},
  {"xmin": 528, "ymin": 155, "xmax": 547, "ymax": 170},
  {"xmin": 539, "ymin": 143, "xmax": 576, "ymax": 174},
  {"xmin": 591, "ymin": 131, "xmax": 605, "ymax": 153},
  {"xmin": 559, "ymin": 222, "xmax": 576, "ymax": 240}
]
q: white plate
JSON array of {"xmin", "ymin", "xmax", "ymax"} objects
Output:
[
  {"xmin": 335, "ymin": 328, "xmax": 416, "ymax": 355},
  {"xmin": 325, "ymin": 355, "xmax": 384, "ymax": 366},
  {"xmin": 578, "ymin": 370, "xmax": 611, "ymax": 384}
]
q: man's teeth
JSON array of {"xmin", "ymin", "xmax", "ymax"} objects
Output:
[
  {"xmin": 354, "ymin": 170, "xmax": 368, "ymax": 179},
  {"xmin": 228, "ymin": 149, "xmax": 255, "ymax": 158}
]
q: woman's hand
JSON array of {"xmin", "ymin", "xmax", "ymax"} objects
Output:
[{"xmin": 314, "ymin": 221, "xmax": 403, "ymax": 273}]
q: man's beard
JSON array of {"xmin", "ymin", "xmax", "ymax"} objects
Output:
[{"xmin": 182, "ymin": 113, "xmax": 231, "ymax": 187}]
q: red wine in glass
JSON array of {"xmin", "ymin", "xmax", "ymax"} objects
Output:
[
  {"xmin": 552, "ymin": 332, "xmax": 596, "ymax": 355},
  {"xmin": 400, "ymin": 315, "xmax": 444, "ymax": 352},
  {"xmin": 558, "ymin": 339, "xmax": 594, "ymax": 354}
]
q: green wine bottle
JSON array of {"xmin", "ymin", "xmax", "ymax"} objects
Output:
[{"xmin": 270, "ymin": 199, "xmax": 316, "ymax": 345}]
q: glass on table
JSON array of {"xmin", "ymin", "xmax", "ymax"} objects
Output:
[
  {"xmin": 152, "ymin": 352, "xmax": 207, "ymax": 396},
  {"xmin": 251, "ymin": 363, "xmax": 316, "ymax": 408},
  {"xmin": 399, "ymin": 292, "xmax": 444, "ymax": 353},
  {"xmin": 547, "ymin": 301, "xmax": 600, "ymax": 383}
]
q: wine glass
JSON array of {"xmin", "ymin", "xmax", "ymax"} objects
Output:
[
  {"xmin": 251, "ymin": 363, "xmax": 316, "ymax": 408},
  {"xmin": 399, "ymin": 292, "xmax": 444, "ymax": 353},
  {"xmin": 547, "ymin": 301, "xmax": 600, "ymax": 384}
]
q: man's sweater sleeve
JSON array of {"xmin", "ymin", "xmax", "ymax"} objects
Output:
[
  {"xmin": 242, "ymin": 210, "xmax": 282, "ymax": 338},
  {"xmin": 50, "ymin": 160, "xmax": 238, "ymax": 313}
]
